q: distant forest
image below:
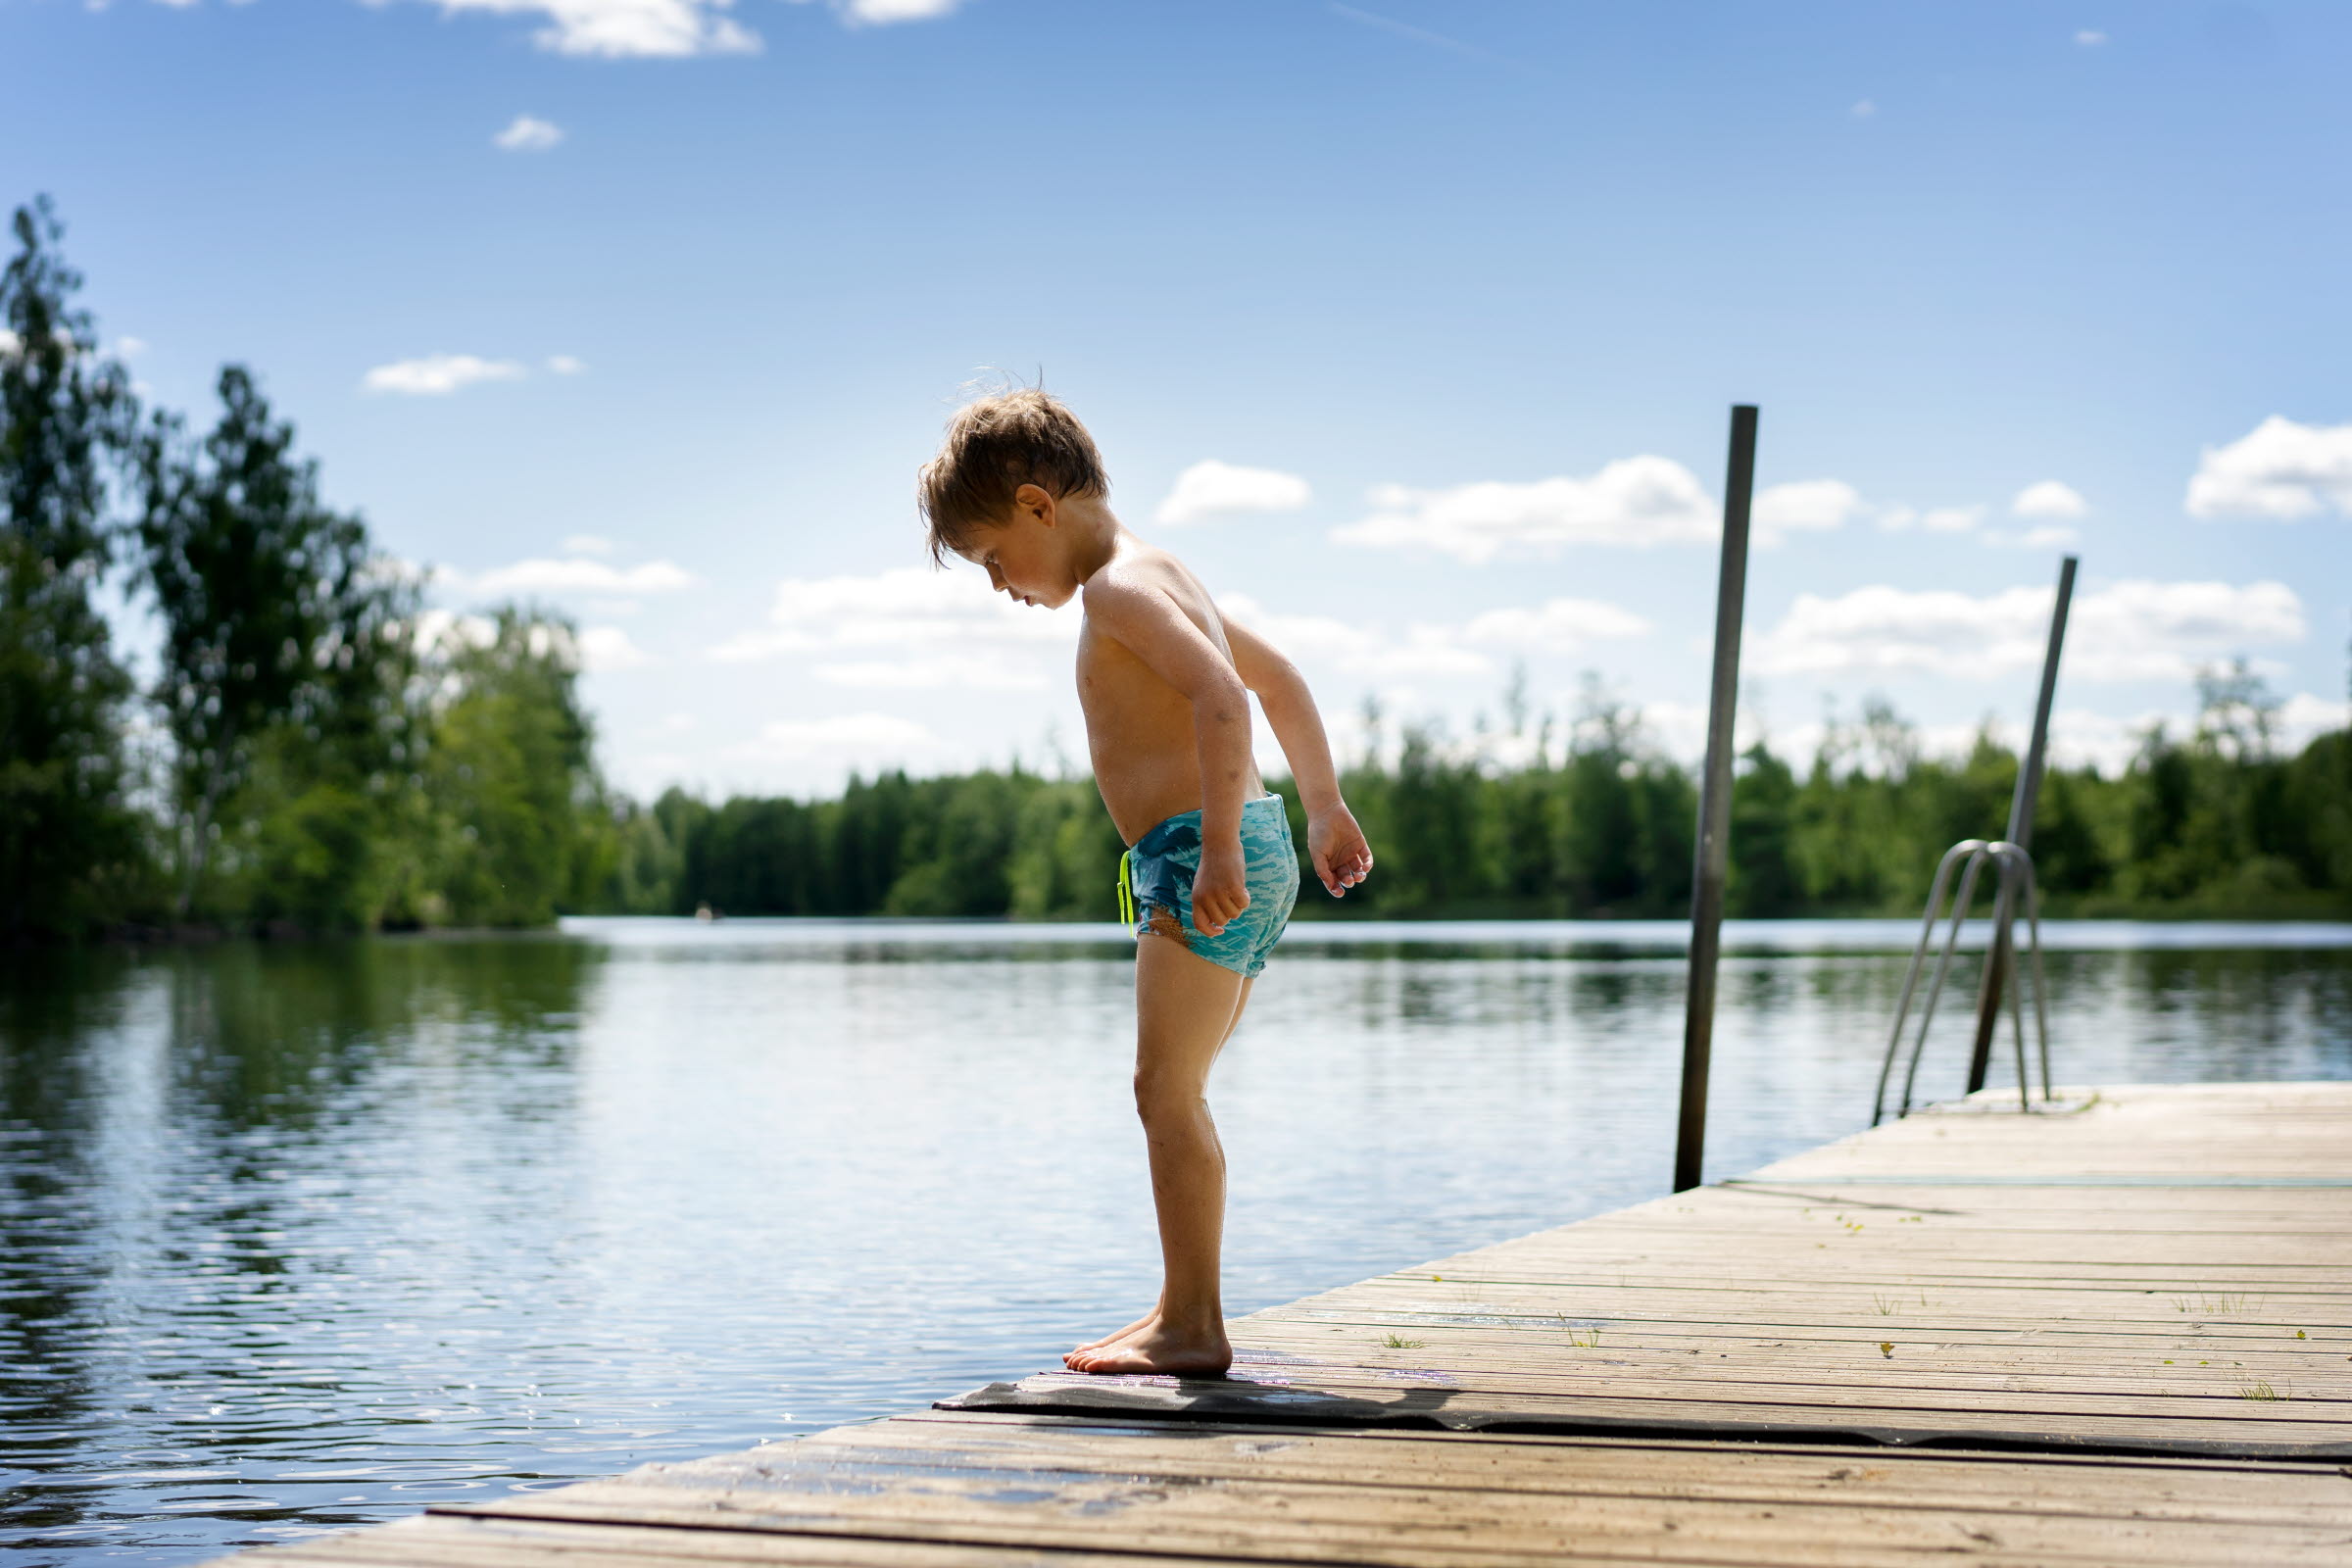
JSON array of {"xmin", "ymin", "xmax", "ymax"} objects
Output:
[
  {"xmin": 612, "ymin": 684, "xmax": 2351, "ymax": 924},
  {"xmin": 6, "ymin": 197, "xmax": 2349, "ymax": 940}
]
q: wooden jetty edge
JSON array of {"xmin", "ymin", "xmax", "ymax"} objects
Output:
[{"xmin": 215, "ymin": 1082, "xmax": 2352, "ymax": 1567}]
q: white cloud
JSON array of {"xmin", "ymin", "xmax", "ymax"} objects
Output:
[
  {"xmin": 2184, "ymin": 416, "xmax": 2352, "ymax": 519},
  {"xmin": 1752, "ymin": 478, "xmax": 1867, "ymax": 546},
  {"xmin": 820, "ymin": 0, "xmax": 964, "ymax": 21},
  {"xmin": 562, "ymin": 533, "xmax": 617, "ymax": 556},
  {"xmin": 1752, "ymin": 578, "xmax": 2305, "ymax": 683},
  {"xmin": 414, "ymin": 607, "xmax": 498, "ymax": 653},
  {"xmin": 1459, "ymin": 597, "xmax": 1651, "ymax": 653},
  {"xmin": 2073, "ymin": 579, "xmax": 2306, "ymax": 679},
  {"xmin": 729, "ymin": 712, "xmax": 944, "ymax": 766},
  {"xmin": 815, "ymin": 652, "xmax": 1052, "ymax": 690},
  {"xmin": 493, "ymin": 114, "xmax": 564, "ymax": 151},
  {"xmin": 2040, "ymin": 693, "xmax": 2348, "ymax": 773},
  {"xmin": 1876, "ymin": 503, "xmax": 1984, "ymax": 533},
  {"xmin": 1154, "ymin": 460, "xmax": 1312, "ymax": 525},
  {"xmin": 709, "ymin": 566, "xmax": 1072, "ymax": 687},
  {"xmin": 2045, "ymin": 707, "xmax": 2167, "ymax": 774},
  {"xmin": 2280, "ymin": 692, "xmax": 2352, "ymax": 751},
  {"xmin": 1220, "ymin": 593, "xmax": 1489, "ymax": 679},
  {"xmin": 115, "ymin": 335, "xmax": 149, "ymax": 358},
  {"xmin": 362, "ymin": 353, "xmax": 527, "ymax": 396},
  {"xmin": 1224, "ymin": 592, "xmax": 1647, "ymax": 677},
  {"xmin": 1650, "ymin": 700, "xmax": 2179, "ymax": 776},
  {"xmin": 1332, "ymin": 455, "xmax": 1717, "ymax": 563},
  {"xmin": 1851, "ymin": 99, "xmax": 1877, "ymax": 118},
  {"xmin": 2012, "ymin": 479, "xmax": 2089, "ymax": 518},
  {"xmin": 393, "ymin": 0, "xmax": 760, "ymax": 58},
  {"xmin": 546, "ymin": 354, "xmax": 587, "ymax": 374},
  {"xmin": 462, "ymin": 557, "xmax": 697, "ymax": 596},
  {"xmin": 2076, "ymin": 28, "xmax": 2107, "ymax": 46},
  {"xmin": 1633, "ymin": 700, "xmax": 1710, "ymax": 761},
  {"xmin": 382, "ymin": 0, "xmax": 970, "ymax": 55},
  {"xmin": 376, "ymin": 0, "xmax": 965, "ymax": 58},
  {"xmin": 1985, "ymin": 524, "xmax": 2081, "ymax": 550},
  {"xmin": 578, "ymin": 624, "xmax": 651, "ymax": 670}
]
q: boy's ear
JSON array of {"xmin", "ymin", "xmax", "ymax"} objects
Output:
[{"xmin": 1013, "ymin": 482, "xmax": 1056, "ymax": 527}]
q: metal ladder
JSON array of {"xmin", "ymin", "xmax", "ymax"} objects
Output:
[
  {"xmin": 1869, "ymin": 554, "xmax": 2078, "ymax": 1125},
  {"xmin": 1871, "ymin": 839, "xmax": 2051, "ymax": 1123}
]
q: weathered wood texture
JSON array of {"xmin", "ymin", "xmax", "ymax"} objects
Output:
[
  {"xmin": 956, "ymin": 1083, "xmax": 2352, "ymax": 1457},
  {"xmin": 244, "ymin": 1414, "xmax": 2352, "ymax": 1568},
  {"xmin": 209, "ymin": 1083, "xmax": 2352, "ymax": 1568}
]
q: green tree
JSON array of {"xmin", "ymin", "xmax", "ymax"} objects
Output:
[
  {"xmin": 2026, "ymin": 765, "xmax": 2113, "ymax": 896},
  {"xmin": 2279, "ymin": 729, "xmax": 2352, "ymax": 903},
  {"xmin": 1006, "ymin": 777, "xmax": 1123, "ymax": 919},
  {"xmin": 136, "ymin": 366, "xmax": 390, "ymax": 916},
  {"xmin": 425, "ymin": 611, "xmax": 611, "ymax": 927},
  {"xmin": 1374, "ymin": 723, "xmax": 1491, "ymax": 914},
  {"xmin": 826, "ymin": 771, "xmax": 917, "ymax": 913},
  {"xmin": 1557, "ymin": 682, "xmax": 1661, "ymax": 913},
  {"xmin": 0, "ymin": 198, "xmax": 141, "ymax": 937},
  {"xmin": 883, "ymin": 769, "xmax": 1035, "ymax": 916},
  {"xmin": 1727, "ymin": 743, "xmax": 1798, "ymax": 915}
]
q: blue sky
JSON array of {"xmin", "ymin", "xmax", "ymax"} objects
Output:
[{"xmin": 7, "ymin": 0, "xmax": 2347, "ymax": 797}]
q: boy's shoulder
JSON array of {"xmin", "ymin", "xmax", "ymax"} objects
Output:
[{"xmin": 1080, "ymin": 541, "xmax": 1192, "ymax": 612}]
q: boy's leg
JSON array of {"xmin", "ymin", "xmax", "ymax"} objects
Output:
[
  {"xmin": 1064, "ymin": 934, "xmax": 1249, "ymax": 1375},
  {"xmin": 1067, "ymin": 970, "xmax": 1252, "ymax": 1361}
]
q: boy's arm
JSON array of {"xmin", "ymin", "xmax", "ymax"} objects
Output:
[
  {"xmin": 1082, "ymin": 575, "xmax": 1256, "ymax": 936},
  {"xmin": 1225, "ymin": 616, "xmax": 1374, "ymax": 899}
]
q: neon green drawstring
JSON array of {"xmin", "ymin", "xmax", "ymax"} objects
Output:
[{"xmin": 1116, "ymin": 849, "xmax": 1136, "ymax": 927}]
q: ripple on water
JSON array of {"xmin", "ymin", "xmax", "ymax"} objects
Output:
[{"xmin": 2, "ymin": 922, "xmax": 2346, "ymax": 1564}]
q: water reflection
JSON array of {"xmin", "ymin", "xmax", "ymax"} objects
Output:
[
  {"xmin": 1, "ymin": 940, "xmax": 598, "ymax": 1559},
  {"xmin": 1, "ymin": 921, "xmax": 2346, "ymax": 1566}
]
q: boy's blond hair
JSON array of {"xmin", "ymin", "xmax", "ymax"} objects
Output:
[{"xmin": 918, "ymin": 389, "xmax": 1108, "ymax": 565}]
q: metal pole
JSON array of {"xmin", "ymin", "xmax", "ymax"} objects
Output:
[
  {"xmin": 1675, "ymin": 405, "xmax": 1756, "ymax": 1193},
  {"xmin": 1964, "ymin": 555, "xmax": 2077, "ymax": 1093}
]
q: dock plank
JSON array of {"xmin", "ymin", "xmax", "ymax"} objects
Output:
[{"xmin": 410, "ymin": 1419, "xmax": 2352, "ymax": 1568}]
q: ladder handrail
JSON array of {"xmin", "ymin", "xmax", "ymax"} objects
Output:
[{"xmin": 1872, "ymin": 839, "xmax": 2051, "ymax": 1125}]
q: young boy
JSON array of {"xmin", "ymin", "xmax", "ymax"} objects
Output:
[{"xmin": 919, "ymin": 390, "xmax": 1374, "ymax": 1376}]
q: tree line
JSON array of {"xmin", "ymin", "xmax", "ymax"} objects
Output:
[
  {"xmin": 3, "ymin": 198, "xmax": 617, "ymax": 939},
  {"xmin": 8, "ymin": 195, "xmax": 2347, "ymax": 940},
  {"xmin": 612, "ymin": 674, "xmax": 2350, "ymax": 924}
]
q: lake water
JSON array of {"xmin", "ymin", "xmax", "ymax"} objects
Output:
[{"xmin": 5, "ymin": 917, "xmax": 2349, "ymax": 1565}]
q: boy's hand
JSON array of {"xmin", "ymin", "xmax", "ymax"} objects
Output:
[
  {"xmin": 1309, "ymin": 805, "xmax": 1374, "ymax": 898},
  {"xmin": 1191, "ymin": 842, "xmax": 1251, "ymax": 938}
]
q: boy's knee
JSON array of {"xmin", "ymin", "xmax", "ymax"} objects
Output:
[{"xmin": 1133, "ymin": 1066, "xmax": 1200, "ymax": 1121}]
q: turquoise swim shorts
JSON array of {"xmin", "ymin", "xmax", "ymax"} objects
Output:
[{"xmin": 1118, "ymin": 794, "xmax": 1300, "ymax": 979}]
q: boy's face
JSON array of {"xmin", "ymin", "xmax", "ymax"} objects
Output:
[{"xmin": 957, "ymin": 485, "xmax": 1078, "ymax": 610}]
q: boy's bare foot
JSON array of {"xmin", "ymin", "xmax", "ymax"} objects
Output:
[
  {"xmin": 1063, "ymin": 1311, "xmax": 1231, "ymax": 1376},
  {"xmin": 1064, "ymin": 1310, "xmax": 1155, "ymax": 1366}
]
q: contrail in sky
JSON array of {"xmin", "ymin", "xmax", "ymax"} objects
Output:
[{"xmin": 1326, "ymin": 3, "xmax": 1520, "ymax": 72}]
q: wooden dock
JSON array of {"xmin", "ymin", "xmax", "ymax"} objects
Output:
[{"xmin": 217, "ymin": 1082, "xmax": 2352, "ymax": 1568}]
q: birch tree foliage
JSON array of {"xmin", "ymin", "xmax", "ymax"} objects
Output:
[
  {"xmin": 0, "ymin": 197, "xmax": 139, "ymax": 937},
  {"xmin": 135, "ymin": 366, "xmax": 386, "ymax": 913}
]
